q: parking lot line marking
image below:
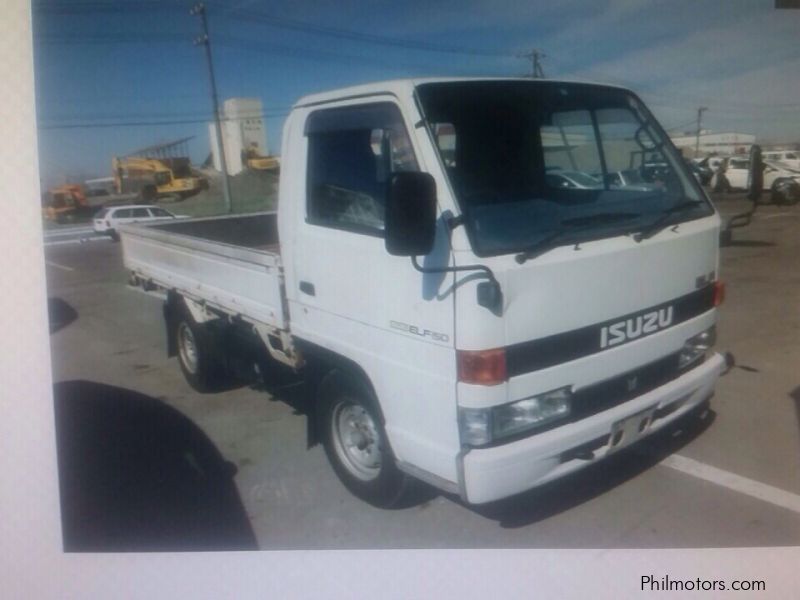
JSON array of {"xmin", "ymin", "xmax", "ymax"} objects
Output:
[
  {"xmin": 44, "ymin": 237, "xmax": 108, "ymax": 247},
  {"xmin": 45, "ymin": 260, "xmax": 75, "ymax": 272},
  {"xmin": 662, "ymin": 454, "xmax": 800, "ymax": 515},
  {"xmin": 760, "ymin": 212, "xmax": 799, "ymax": 220},
  {"xmin": 43, "ymin": 227, "xmax": 95, "ymax": 238}
]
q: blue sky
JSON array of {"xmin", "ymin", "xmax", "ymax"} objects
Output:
[{"xmin": 33, "ymin": 0, "xmax": 800, "ymax": 184}]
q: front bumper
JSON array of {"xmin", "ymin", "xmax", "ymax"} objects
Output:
[{"xmin": 460, "ymin": 352, "xmax": 725, "ymax": 504}]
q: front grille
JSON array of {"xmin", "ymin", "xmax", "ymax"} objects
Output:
[{"xmin": 570, "ymin": 352, "xmax": 693, "ymax": 421}]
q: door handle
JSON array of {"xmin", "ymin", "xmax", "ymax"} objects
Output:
[{"xmin": 299, "ymin": 281, "xmax": 316, "ymax": 296}]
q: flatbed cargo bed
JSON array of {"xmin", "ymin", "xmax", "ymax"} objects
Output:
[{"xmin": 120, "ymin": 212, "xmax": 286, "ymax": 329}]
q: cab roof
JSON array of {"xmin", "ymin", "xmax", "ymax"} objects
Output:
[{"xmin": 293, "ymin": 77, "xmax": 630, "ymax": 109}]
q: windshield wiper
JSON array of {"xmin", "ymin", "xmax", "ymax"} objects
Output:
[
  {"xmin": 634, "ymin": 200, "xmax": 703, "ymax": 242},
  {"xmin": 515, "ymin": 212, "xmax": 641, "ymax": 264}
]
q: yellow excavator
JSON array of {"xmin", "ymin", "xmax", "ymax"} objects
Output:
[
  {"xmin": 113, "ymin": 137, "xmax": 208, "ymax": 202},
  {"xmin": 243, "ymin": 142, "xmax": 280, "ymax": 171},
  {"xmin": 113, "ymin": 156, "xmax": 208, "ymax": 201}
]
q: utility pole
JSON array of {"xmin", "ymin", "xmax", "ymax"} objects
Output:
[
  {"xmin": 518, "ymin": 49, "xmax": 546, "ymax": 79},
  {"xmin": 695, "ymin": 106, "xmax": 708, "ymax": 159},
  {"xmin": 191, "ymin": 2, "xmax": 232, "ymax": 214}
]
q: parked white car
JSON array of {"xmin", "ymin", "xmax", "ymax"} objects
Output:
[
  {"xmin": 725, "ymin": 159, "xmax": 800, "ymax": 188},
  {"xmin": 94, "ymin": 205, "xmax": 188, "ymax": 240},
  {"xmin": 762, "ymin": 151, "xmax": 800, "ymax": 169},
  {"xmin": 718, "ymin": 157, "xmax": 751, "ymax": 190},
  {"xmin": 715, "ymin": 158, "xmax": 800, "ymax": 203}
]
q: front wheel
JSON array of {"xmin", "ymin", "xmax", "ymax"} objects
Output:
[{"xmin": 318, "ymin": 370, "xmax": 408, "ymax": 507}]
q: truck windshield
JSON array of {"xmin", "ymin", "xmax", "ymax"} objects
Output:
[{"xmin": 416, "ymin": 81, "xmax": 712, "ymax": 257}]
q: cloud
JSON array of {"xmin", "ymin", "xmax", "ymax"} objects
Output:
[{"xmin": 550, "ymin": 6, "xmax": 800, "ymax": 139}]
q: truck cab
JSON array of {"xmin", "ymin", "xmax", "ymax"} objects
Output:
[{"xmin": 278, "ymin": 78, "xmax": 724, "ymax": 504}]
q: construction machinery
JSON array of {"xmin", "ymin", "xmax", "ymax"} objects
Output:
[
  {"xmin": 113, "ymin": 137, "xmax": 208, "ymax": 202},
  {"xmin": 42, "ymin": 184, "xmax": 91, "ymax": 222},
  {"xmin": 243, "ymin": 143, "xmax": 280, "ymax": 171}
]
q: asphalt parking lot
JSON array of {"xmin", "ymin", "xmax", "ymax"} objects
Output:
[{"xmin": 43, "ymin": 193, "xmax": 800, "ymax": 550}]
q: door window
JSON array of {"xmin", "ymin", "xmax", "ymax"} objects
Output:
[
  {"xmin": 131, "ymin": 208, "xmax": 150, "ymax": 218},
  {"xmin": 306, "ymin": 102, "xmax": 417, "ymax": 235}
]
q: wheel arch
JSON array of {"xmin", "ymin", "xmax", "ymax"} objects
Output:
[{"xmin": 297, "ymin": 339, "xmax": 386, "ymax": 425}]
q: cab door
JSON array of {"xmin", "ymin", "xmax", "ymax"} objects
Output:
[{"xmin": 286, "ymin": 100, "xmax": 461, "ymax": 482}]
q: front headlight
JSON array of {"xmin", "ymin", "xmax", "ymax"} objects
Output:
[
  {"xmin": 459, "ymin": 386, "xmax": 572, "ymax": 446},
  {"xmin": 678, "ymin": 325, "xmax": 716, "ymax": 369}
]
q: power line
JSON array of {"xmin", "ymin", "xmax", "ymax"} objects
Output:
[
  {"xmin": 38, "ymin": 113, "xmax": 290, "ymax": 130},
  {"xmin": 34, "ymin": 1, "xmax": 514, "ymax": 59},
  {"xmin": 40, "ymin": 108, "xmax": 292, "ymax": 121},
  {"xmin": 663, "ymin": 118, "xmax": 702, "ymax": 133},
  {"xmin": 35, "ymin": 31, "xmax": 492, "ymax": 76},
  {"xmin": 213, "ymin": 35, "xmax": 482, "ymax": 76},
  {"xmin": 36, "ymin": 32, "xmax": 190, "ymax": 44},
  {"xmin": 33, "ymin": 1, "xmax": 181, "ymax": 15},
  {"xmin": 219, "ymin": 7, "xmax": 514, "ymax": 58}
]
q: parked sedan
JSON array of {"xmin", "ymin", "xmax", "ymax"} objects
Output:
[
  {"xmin": 93, "ymin": 205, "xmax": 189, "ymax": 240},
  {"xmin": 719, "ymin": 159, "xmax": 800, "ymax": 203},
  {"xmin": 762, "ymin": 151, "xmax": 800, "ymax": 169}
]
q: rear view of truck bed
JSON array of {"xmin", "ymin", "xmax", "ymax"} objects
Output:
[{"xmin": 120, "ymin": 212, "xmax": 287, "ymax": 329}]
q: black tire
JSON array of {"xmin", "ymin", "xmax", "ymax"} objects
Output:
[
  {"xmin": 140, "ymin": 185, "xmax": 157, "ymax": 203},
  {"xmin": 109, "ymin": 229, "xmax": 120, "ymax": 242},
  {"xmin": 317, "ymin": 370, "xmax": 409, "ymax": 507},
  {"xmin": 175, "ymin": 307, "xmax": 228, "ymax": 393},
  {"xmin": 772, "ymin": 179, "xmax": 799, "ymax": 206}
]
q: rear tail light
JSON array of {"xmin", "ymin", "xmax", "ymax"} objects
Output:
[
  {"xmin": 713, "ymin": 280, "xmax": 725, "ymax": 306},
  {"xmin": 457, "ymin": 348, "xmax": 507, "ymax": 386}
]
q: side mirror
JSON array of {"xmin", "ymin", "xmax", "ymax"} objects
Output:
[
  {"xmin": 384, "ymin": 172, "xmax": 437, "ymax": 257},
  {"xmin": 747, "ymin": 144, "xmax": 764, "ymax": 202}
]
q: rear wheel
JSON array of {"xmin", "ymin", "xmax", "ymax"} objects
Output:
[
  {"xmin": 318, "ymin": 370, "xmax": 409, "ymax": 507},
  {"xmin": 175, "ymin": 309, "xmax": 228, "ymax": 393}
]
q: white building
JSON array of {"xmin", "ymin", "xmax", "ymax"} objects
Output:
[
  {"xmin": 670, "ymin": 131, "xmax": 755, "ymax": 158},
  {"xmin": 209, "ymin": 98, "xmax": 269, "ymax": 176}
]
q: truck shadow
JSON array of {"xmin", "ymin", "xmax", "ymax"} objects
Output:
[
  {"xmin": 47, "ymin": 297, "xmax": 78, "ymax": 334},
  {"xmin": 465, "ymin": 405, "xmax": 715, "ymax": 528},
  {"xmin": 54, "ymin": 380, "xmax": 258, "ymax": 552},
  {"xmin": 723, "ymin": 240, "xmax": 775, "ymax": 248},
  {"xmin": 790, "ymin": 386, "xmax": 800, "ymax": 446}
]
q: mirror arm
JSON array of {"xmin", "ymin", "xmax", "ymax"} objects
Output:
[
  {"xmin": 445, "ymin": 214, "xmax": 465, "ymax": 230},
  {"xmin": 410, "ymin": 256, "xmax": 502, "ymax": 313},
  {"xmin": 410, "ymin": 255, "xmax": 498, "ymax": 286}
]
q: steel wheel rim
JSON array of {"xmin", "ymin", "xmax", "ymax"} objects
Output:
[
  {"xmin": 331, "ymin": 400, "xmax": 382, "ymax": 481},
  {"xmin": 177, "ymin": 322, "xmax": 199, "ymax": 374}
]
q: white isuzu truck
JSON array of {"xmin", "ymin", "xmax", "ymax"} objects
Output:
[{"xmin": 121, "ymin": 78, "xmax": 727, "ymax": 507}]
